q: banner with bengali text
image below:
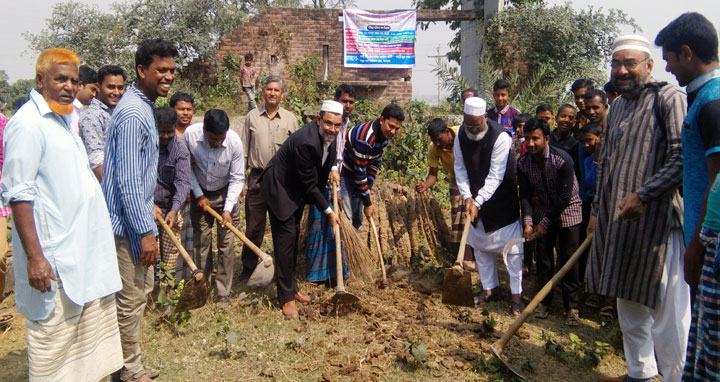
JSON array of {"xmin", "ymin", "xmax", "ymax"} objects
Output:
[{"xmin": 343, "ymin": 9, "xmax": 416, "ymax": 68}]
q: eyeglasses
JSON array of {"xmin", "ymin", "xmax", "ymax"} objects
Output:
[{"xmin": 611, "ymin": 58, "xmax": 649, "ymax": 70}]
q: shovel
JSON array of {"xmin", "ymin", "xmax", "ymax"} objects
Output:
[
  {"xmin": 155, "ymin": 212, "xmax": 209, "ymax": 313},
  {"xmin": 329, "ymin": 181, "xmax": 359, "ymax": 306},
  {"xmin": 441, "ymin": 217, "xmax": 474, "ymax": 307},
  {"xmin": 203, "ymin": 206, "xmax": 274, "ymax": 289},
  {"xmin": 369, "ymin": 216, "xmax": 389, "ymax": 288},
  {"xmin": 490, "ymin": 233, "xmax": 594, "ymax": 380}
]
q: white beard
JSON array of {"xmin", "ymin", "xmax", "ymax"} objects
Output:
[{"xmin": 466, "ymin": 129, "xmax": 488, "ymax": 141}]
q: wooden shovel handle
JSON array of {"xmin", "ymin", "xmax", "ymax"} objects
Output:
[
  {"xmin": 492, "ymin": 233, "xmax": 593, "ymax": 353},
  {"xmin": 454, "ymin": 218, "xmax": 473, "ymax": 267},
  {"xmin": 369, "ymin": 217, "xmax": 387, "ymax": 281},
  {"xmin": 203, "ymin": 206, "xmax": 268, "ymax": 260},
  {"xmin": 155, "ymin": 212, "xmax": 198, "ymax": 272},
  {"xmin": 332, "ymin": 181, "xmax": 345, "ymax": 292}
]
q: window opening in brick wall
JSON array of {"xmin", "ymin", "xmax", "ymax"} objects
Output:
[
  {"xmin": 270, "ymin": 55, "xmax": 278, "ymax": 65},
  {"xmin": 323, "ymin": 45, "xmax": 329, "ymax": 81}
]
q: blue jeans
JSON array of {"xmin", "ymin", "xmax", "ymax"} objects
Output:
[
  {"xmin": 340, "ymin": 177, "xmax": 364, "ymax": 232},
  {"xmin": 243, "ymin": 86, "xmax": 256, "ymax": 111}
]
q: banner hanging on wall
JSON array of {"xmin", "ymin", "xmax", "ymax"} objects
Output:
[{"xmin": 343, "ymin": 9, "xmax": 416, "ymax": 68}]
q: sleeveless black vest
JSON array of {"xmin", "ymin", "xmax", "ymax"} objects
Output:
[{"xmin": 458, "ymin": 120, "xmax": 520, "ymax": 232}]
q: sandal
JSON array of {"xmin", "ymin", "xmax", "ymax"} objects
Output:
[
  {"xmin": 599, "ymin": 305, "xmax": 615, "ymax": 320},
  {"xmin": 566, "ymin": 309, "xmax": 580, "ymax": 326},
  {"xmin": 509, "ymin": 301, "xmax": 525, "ymax": 318},
  {"xmin": 473, "ymin": 293, "xmax": 495, "ymax": 306},
  {"xmin": 534, "ymin": 304, "xmax": 550, "ymax": 319},
  {"xmin": 584, "ymin": 294, "xmax": 601, "ymax": 308}
]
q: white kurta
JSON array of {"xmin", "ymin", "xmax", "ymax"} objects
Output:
[{"xmin": 453, "ymin": 128, "xmax": 524, "ymax": 293}]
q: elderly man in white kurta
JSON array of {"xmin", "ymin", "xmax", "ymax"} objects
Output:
[
  {"xmin": 2, "ymin": 48, "xmax": 122, "ymax": 381},
  {"xmin": 454, "ymin": 97, "xmax": 525, "ymax": 316}
]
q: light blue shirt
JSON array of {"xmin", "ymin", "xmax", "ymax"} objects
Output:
[
  {"xmin": 1, "ymin": 89, "xmax": 121, "ymax": 321},
  {"xmin": 184, "ymin": 123, "xmax": 245, "ymax": 212},
  {"xmin": 102, "ymin": 86, "xmax": 158, "ymax": 263}
]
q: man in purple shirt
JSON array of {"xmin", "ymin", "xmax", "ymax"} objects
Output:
[{"xmin": 153, "ymin": 106, "xmax": 191, "ymax": 274}]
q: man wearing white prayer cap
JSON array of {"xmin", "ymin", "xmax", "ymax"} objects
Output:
[
  {"xmin": 260, "ymin": 100, "xmax": 343, "ymax": 318},
  {"xmin": 587, "ymin": 34, "xmax": 689, "ymax": 382},
  {"xmin": 453, "ymin": 96, "xmax": 525, "ymax": 317}
]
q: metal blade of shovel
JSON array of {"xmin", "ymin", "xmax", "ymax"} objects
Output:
[
  {"xmin": 490, "ymin": 234, "xmax": 594, "ymax": 380},
  {"xmin": 247, "ymin": 253, "xmax": 275, "ymax": 289},
  {"xmin": 442, "ymin": 218, "xmax": 474, "ymax": 307}
]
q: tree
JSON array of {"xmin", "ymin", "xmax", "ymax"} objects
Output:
[
  {"xmin": 0, "ymin": 69, "xmax": 36, "ymax": 116},
  {"xmin": 484, "ymin": 3, "xmax": 637, "ymax": 86},
  {"xmin": 24, "ymin": 0, "xmax": 284, "ymax": 77}
]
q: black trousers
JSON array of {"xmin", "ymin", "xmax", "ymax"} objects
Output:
[
  {"xmin": 268, "ymin": 206, "xmax": 305, "ymax": 304},
  {"xmin": 241, "ymin": 169, "xmax": 268, "ymax": 280},
  {"xmin": 536, "ymin": 222, "xmax": 581, "ymax": 310}
]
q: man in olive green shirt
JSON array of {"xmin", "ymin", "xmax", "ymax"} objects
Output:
[
  {"xmin": 239, "ymin": 75, "xmax": 299, "ymax": 282},
  {"xmin": 415, "ymin": 118, "xmax": 475, "ymax": 270}
]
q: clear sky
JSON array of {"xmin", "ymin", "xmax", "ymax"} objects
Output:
[{"xmin": 1, "ymin": 0, "xmax": 719, "ymax": 102}]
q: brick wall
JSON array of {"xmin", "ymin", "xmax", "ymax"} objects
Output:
[{"xmin": 214, "ymin": 8, "xmax": 413, "ymax": 106}]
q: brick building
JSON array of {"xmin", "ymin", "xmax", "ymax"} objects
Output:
[{"xmin": 214, "ymin": 8, "xmax": 413, "ymax": 105}]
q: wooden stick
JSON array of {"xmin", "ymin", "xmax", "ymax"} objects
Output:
[{"xmin": 369, "ymin": 217, "xmax": 387, "ymax": 282}]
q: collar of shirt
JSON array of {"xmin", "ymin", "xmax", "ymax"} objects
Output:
[
  {"xmin": 530, "ymin": 144, "xmax": 552, "ymax": 164},
  {"xmin": 72, "ymin": 97, "xmax": 84, "ymax": 111},
  {"xmin": 494, "ymin": 104, "xmax": 510, "ymax": 116},
  {"xmin": 90, "ymin": 97, "xmax": 111, "ymax": 113},
  {"xmin": 371, "ymin": 119, "xmax": 387, "ymax": 144},
  {"xmin": 127, "ymin": 85, "xmax": 155, "ymax": 108},
  {"xmin": 30, "ymin": 89, "xmax": 72, "ymax": 128},
  {"xmin": 259, "ymin": 105, "xmax": 283, "ymax": 119},
  {"xmin": 687, "ymin": 67, "xmax": 720, "ymax": 94}
]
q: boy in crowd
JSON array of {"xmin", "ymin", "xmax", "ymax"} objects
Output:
[
  {"xmin": 513, "ymin": 113, "xmax": 531, "ymax": 158},
  {"xmin": 518, "ymin": 118, "xmax": 583, "ymax": 326},
  {"xmin": 170, "ymin": 92, "xmax": 195, "ymax": 138},
  {"xmin": 487, "ymin": 79, "xmax": 521, "ymax": 134},
  {"xmin": 240, "ymin": 53, "xmax": 259, "ymax": 111},
  {"xmin": 603, "ymin": 81, "xmax": 620, "ymax": 105},
  {"xmin": 535, "ymin": 104, "xmax": 554, "ymax": 126},
  {"xmin": 71, "ymin": 65, "xmax": 99, "ymax": 135},
  {"xmin": 571, "ymin": 79, "xmax": 593, "ymax": 133}
]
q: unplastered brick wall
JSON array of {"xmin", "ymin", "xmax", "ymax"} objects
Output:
[{"xmin": 215, "ymin": 7, "xmax": 413, "ymax": 106}]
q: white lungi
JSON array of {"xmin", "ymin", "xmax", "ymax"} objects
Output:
[
  {"xmin": 617, "ymin": 228, "xmax": 690, "ymax": 381},
  {"xmin": 468, "ymin": 218, "xmax": 524, "ymax": 294},
  {"xmin": 26, "ymin": 287, "xmax": 123, "ymax": 382}
]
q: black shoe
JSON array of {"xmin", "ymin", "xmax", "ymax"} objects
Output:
[{"xmin": 216, "ymin": 296, "xmax": 231, "ymax": 305}]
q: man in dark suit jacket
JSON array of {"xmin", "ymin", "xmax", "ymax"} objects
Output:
[{"xmin": 260, "ymin": 100, "xmax": 343, "ymax": 318}]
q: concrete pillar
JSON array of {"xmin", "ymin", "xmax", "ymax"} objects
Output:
[{"xmin": 460, "ymin": 0, "xmax": 503, "ymax": 89}]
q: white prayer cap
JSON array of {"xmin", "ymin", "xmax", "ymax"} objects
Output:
[
  {"xmin": 612, "ymin": 34, "xmax": 652, "ymax": 55},
  {"xmin": 320, "ymin": 100, "xmax": 343, "ymax": 115},
  {"xmin": 464, "ymin": 97, "xmax": 486, "ymax": 116}
]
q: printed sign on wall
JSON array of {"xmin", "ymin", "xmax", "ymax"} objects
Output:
[{"xmin": 343, "ymin": 9, "xmax": 416, "ymax": 68}]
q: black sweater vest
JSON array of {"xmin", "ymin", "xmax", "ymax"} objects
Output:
[{"xmin": 458, "ymin": 120, "xmax": 520, "ymax": 232}]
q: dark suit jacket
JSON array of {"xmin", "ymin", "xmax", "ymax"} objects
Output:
[{"xmin": 259, "ymin": 120, "xmax": 336, "ymax": 221}]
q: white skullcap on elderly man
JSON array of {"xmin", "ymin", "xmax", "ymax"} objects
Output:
[
  {"xmin": 464, "ymin": 97, "xmax": 486, "ymax": 116},
  {"xmin": 320, "ymin": 100, "xmax": 343, "ymax": 115},
  {"xmin": 612, "ymin": 34, "xmax": 652, "ymax": 55}
]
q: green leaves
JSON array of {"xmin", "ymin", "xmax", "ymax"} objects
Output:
[{"xmin": 404, "ymin": 340, "xmax": 428, "ymax": 363}]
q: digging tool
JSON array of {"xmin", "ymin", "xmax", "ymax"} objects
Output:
[
  {"xmin": 500, "ymin": 234, "xmax": 535, "ymax": 267},
  {"xmin": 368, "ymin": 216, "xmax": 389, "ymax": 288},
  {"xmin": 155, "ymin": 212, "xmax": 209, "ymax": 312},
  {"xmin": 441, "ymin": 217, "xmax": 474, "ymax": 307},
  {"xmin": 330, "ymin": 181, "xmax": 359, "ymax": 306},
  {"xmin": 490, "ymin": 233, "xmax": 594, "ymax": 380},
  {"xmin": 203, "ymin": 206, "xmax": 274, "ymax": 289}
]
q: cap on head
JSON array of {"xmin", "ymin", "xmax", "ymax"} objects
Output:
[
  {"xmin": 464, "ymin": 97, "xmax": 486, "ymax": 116},
  {"xmin": 612, "ymin": 34, "xmax": 652, "ymax": 55},
  {"xmin": 320, "ymin": 100, "xmax": 343, "ymax": 115}
]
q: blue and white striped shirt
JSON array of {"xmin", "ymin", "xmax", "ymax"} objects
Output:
[{"xmin": 102, "ymin": 85, "xmax": 158, "ymax": 263}]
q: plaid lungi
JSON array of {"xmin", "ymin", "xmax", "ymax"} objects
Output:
[
  {"xmin": 158, "ymin": 212, "xmax": 184, "ymax": 270},
  {"xmin": 683, "ymin": 227, "xmax": 720, "ymax": 381}
]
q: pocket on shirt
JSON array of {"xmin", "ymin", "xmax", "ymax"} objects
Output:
[
  {"xmin": 215, "ymin": 160, "xmax": 231, "ymax": 176},
  {"xmin": 159, "ymin": 165, "xmax": 176, "ymax": 185}
]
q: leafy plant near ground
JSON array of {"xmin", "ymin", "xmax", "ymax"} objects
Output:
[
  {"xmin": 541, "ymin": 331, "xmax": 611, "ymax": 368},
  {"xmin": 154, "ymin": 262, "xmax": 191, "ymax": 327},
  {"xmin": 284, "ymin": 56, "xmax": 340, "ymax": 123}
]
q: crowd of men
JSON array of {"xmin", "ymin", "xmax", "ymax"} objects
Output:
[{"xmin": 0, "ymin": 11, "xmax": 718, "ymax": 382}]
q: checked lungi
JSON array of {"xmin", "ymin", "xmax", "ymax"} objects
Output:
[
  {"xmin": 305, "ymin": 188, "xmax": 349, "ymax": 283},
  {"xmin": 158, "ymin": 212, "xmax": 184, "ymax": 270},
  {"xmin": 684, "ymin": 227, "xmax": 720, "ymax": 381}
]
